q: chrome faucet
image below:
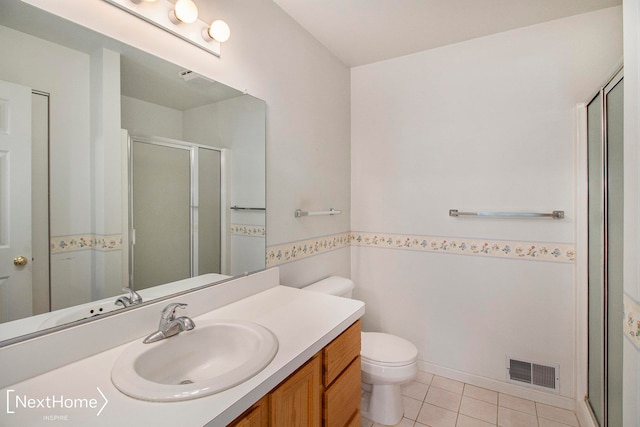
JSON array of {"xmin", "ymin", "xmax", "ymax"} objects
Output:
[
  {"xmin": 143, "ymin": 303, "xmax": 196, "ymax": 344},
  {"xmin": 115, "ymin": 287, "xmax": 143, "ymax": 308}
]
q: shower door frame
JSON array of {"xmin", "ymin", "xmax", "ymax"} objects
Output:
[
  {"xmin": 585, "ymin": 66, "xmax": 624, "ymax": 427},
  {"xmin": 126, "ymin": 134, "xmax": 229, "ymax": 289}
]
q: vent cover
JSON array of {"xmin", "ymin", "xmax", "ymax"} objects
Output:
[{"xmin": 507, "ymin": 357, "xmax": 559, "ymax": 392}]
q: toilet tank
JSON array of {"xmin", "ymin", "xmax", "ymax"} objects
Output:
[{"xmin": 302, "ymin": 276, "xmax": 354, "ymax": 298}]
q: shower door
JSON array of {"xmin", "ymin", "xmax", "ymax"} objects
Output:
[
  {"xmin": 587, "ymin": 69, "xmax": 623, "ymax": 427},
  {"xmin": 129, "ymin": 136, "xmax": 224, "ymax": 290}
]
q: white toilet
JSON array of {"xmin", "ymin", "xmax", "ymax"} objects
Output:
[{"xmin": 303, "ymin": 276, "xmax": 418, "ymax": 426}]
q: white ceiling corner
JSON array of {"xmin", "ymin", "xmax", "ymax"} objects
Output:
[{"xmin": 271, "ymin": 0, "xmax": 622, "ymax": 67}]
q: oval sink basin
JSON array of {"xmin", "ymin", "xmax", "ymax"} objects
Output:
[{"xmin": 111, "ymin": 319, "xmax": 278, "ymax": 402}]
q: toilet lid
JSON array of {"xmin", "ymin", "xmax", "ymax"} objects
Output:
[{"xmin": 361, "ymin": 332, "xmax": 418, "ymax": 367}]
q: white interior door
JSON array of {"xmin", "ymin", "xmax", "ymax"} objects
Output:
[{"xmin": 0, "ymin": 80, "xmax": 32, "ymax": 323}]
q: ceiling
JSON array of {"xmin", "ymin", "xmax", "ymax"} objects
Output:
[{"xmin": 271, "ymin": 0, "xmax": 622, "ymax": 67}]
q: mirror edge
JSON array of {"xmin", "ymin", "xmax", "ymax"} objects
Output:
[{"xmin": 0, "ymin": 270, "xmax": 267, "ymax": 348}]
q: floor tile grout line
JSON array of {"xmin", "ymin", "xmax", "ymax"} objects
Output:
[{"xmin": 391, "ymin": 372, "xmax": 579, "ymax": 427}]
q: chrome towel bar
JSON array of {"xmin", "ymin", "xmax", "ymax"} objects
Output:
[
  {"xmin": 449, "ymin": 209, "xmax": 564, "ymax": 219},
  {"xmin": 295, "ymin": 208, "xmax": 342, "ymax": 218},
  {"xmin": 230, "ymin": 206, "xmax": 266, "ymax": 211}
]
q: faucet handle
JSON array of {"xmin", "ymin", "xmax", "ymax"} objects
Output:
[
  {"xmin": 115, "ymin": 286, "xmax": 143, "ymax": 307},
  {"xmin": 124, "ymin": 287, "xmax": 143, "ymax": 304},
  {"xmin": 143, "ymin": 303, "xmax": 194, "ymax": 344},
  {"xmin": 160, "ymin": 303, "xmax": 188, "ymax": 321}
]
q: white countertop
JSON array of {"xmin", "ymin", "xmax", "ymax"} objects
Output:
[{"xmin": 0, "ymin": 286, "xmax": 365, "ymax": 426}]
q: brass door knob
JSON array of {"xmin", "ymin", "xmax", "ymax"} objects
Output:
[{"xmin": 13, "ymin": 256, "xmax": 28, "ymax": 267}]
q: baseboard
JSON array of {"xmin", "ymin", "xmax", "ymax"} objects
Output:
[
  {"xmin": 418, "ymin": 360, "xmax": 575, "ymax": 411},
  {"xmin": 575, "ymin": 396, "xmax": 598, "ymax": 427}
]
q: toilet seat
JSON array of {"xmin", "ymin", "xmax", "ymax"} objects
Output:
[{"xmin": 361, "ymin": 332, "xmax": 418, "ymax": 367}]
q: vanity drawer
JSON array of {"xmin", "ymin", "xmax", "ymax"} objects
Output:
[
  {"xmin": 323, "ymin": 356, "xmax": 361, "ymax": 427},
  {"xmin": 323, "ymin": 320, "xmax": 361, "ymax": 386}
]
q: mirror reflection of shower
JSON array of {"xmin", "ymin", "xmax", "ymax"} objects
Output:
[
  {"xmin": 128, "ymin": 136, "xmax": 226, "ymax": 290},
  {"xmin": 122, "ymin": 69, "xmax": 267, "ymax": 292}
]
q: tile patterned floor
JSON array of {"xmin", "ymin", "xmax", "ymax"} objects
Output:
[{"xmin": 361, "ymin": 371, "xmax": 580, "ymax": 427}]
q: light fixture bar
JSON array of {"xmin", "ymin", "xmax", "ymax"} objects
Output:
[{"xmin": 102, "ymin": 0, "xmax": 221, "ymax": 57}]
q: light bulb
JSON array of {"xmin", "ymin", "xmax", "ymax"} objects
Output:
[
  {"xmin": 170, "ymin": 0, "xmax": 198, "ymax": 24},
  {"xmin": 205, "ymin": 20, "xmax": 231, "ymax": 43}
]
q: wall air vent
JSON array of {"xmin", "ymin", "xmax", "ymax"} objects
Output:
[{"xmin": 507, "ymin": 357, "xmax": 559, "ymax": 392}]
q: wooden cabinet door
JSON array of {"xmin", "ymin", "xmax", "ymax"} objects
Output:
[
  {"xmin": 228, "ymin": 396, "xmax": 269, "ymax": 427},
  {"xmin": 270, "ymin": 355, "xmax": 321, "ymax": 427}
]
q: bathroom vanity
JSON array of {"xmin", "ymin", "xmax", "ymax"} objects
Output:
[
  {"xmin": 231, "ymin": 320, "xmax": 361, "ymax": 427},
  {"xmin": 0, "ymin": 269, "xmax": 365, "ymax": 426}
]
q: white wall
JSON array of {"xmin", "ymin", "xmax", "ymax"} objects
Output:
[
  {"xmin": 351, "ymin": 7, "xmax": 622, "ymax": 403},
  {"xmin": 211, "ymin": 95, "xmax": 266, "ymax": 212},
  {"xmin": 200, "ymin": 96, "xmax": 267, "ymax": 275},
  {"xmin": 90, "ymin": 48, "xmax": 123, "ymax": 300},
  {"xmin": 0, "ymin": 25, "xmax": 91, "ymax": 238},
  {"xmin": 121, "ymin": 95, "xmax": 183, "ymax": 140}
]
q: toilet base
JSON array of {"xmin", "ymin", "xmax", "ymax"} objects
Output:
[{"xmin": 360, "ymin": 383, "xmax": 404, "ymax": 426}]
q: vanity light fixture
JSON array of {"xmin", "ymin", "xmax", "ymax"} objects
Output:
[
  {"xmin": 102, "ymin": 0, "xmax": 229, "ymax": 57},
  {"xmin": 169, "ymin": 0, "xmax": 199, "ymax": 25},
  {"xmin": 204, "ymin": 19, "xmax": 231, "ymax": 43}
]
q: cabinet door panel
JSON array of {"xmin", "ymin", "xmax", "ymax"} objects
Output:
[
  {"xmin": 344, "ymin": 411, "xmax": 360, "ymax": 427},
  {"xmin": 270, "ymin": 356, "xmax": 321, "ymax": 427},
  {"xmin": 228, "ymin": 397, "xmax": 268, "ymax": 427}
]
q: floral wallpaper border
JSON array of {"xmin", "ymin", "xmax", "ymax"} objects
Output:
[
  {"xmin": 267, "ymin": 233, "xmax": 351, "ymax": 267},
  {"xmin": 50, "ymin": 234, "xmax": 122, "ymax": 253},
  {"xmin": 351, "ymin": 231, "xmax": 575, "ymax": 263},
  {"xmin": 50, "ymin": 226, "xmax": 267, "ymax": 254},
  {"xmin": 52, "ymin": 230, "xmax": 575, "ymax": 265},
  {"xmin": 624, "ymin": 294, "xmax": 640, "ymax": 350},
  {"xmin": 231, "ymin": 224, "xmax": 266, "ymax": 237},
  {"xmin": 266, "ymin": 231, "xmax": 575, "ymax": 267}
]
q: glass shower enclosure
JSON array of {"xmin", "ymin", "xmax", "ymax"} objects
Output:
[{"xmin": 586, "ymin": 68, "xmax": 623, "ymax": 427}]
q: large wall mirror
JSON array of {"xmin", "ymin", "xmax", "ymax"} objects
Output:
[{"xmin": 0, "ymin": 0, "xmax": 266, "ymax": 344}]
